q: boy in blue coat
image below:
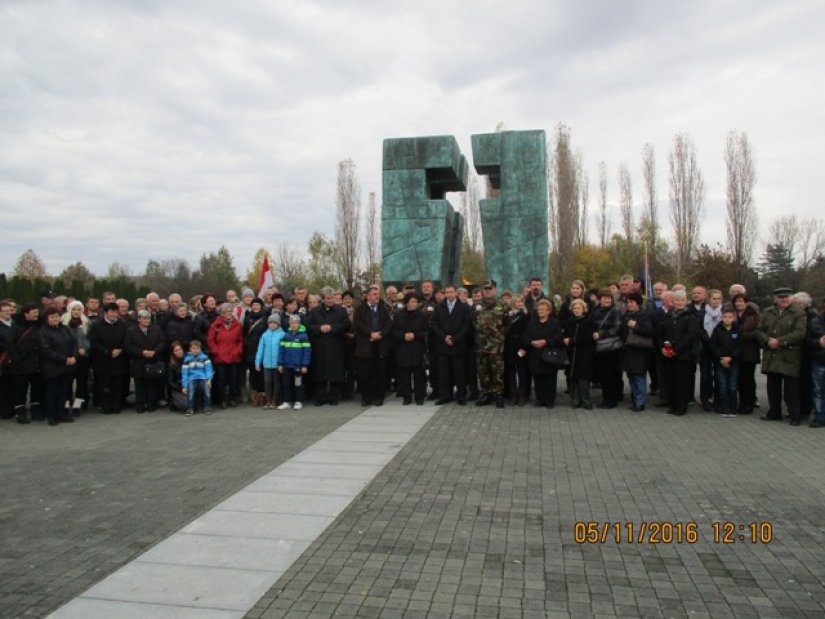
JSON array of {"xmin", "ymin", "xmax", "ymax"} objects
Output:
[
  {"xmin": 278, "ymin": 314, "xmax": 312, "ymax": 410},
  {"xmin": 256, "ymin": 314, "xmax": 285, "ymax": 409},
  {"xmin": 182, "ymin": 339, "xmax": 214, "ymax": 416}
]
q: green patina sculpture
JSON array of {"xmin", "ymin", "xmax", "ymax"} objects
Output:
[
  {"xmin": 471, "ymin": 130, "xmax": 549, "ymax": 293},
  {"xmin": 382, "ymin": 135, "xmax": 467, "ymax": 286}
]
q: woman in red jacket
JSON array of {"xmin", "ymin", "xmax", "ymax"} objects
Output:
[{"xmin": 208, "ymin": 303, "xmax": 244, "ymax": 408}]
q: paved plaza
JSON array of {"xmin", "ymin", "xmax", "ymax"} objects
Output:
[{"xmin": 2, "ymin": 380, "xmax": 825, "ymax": 618}]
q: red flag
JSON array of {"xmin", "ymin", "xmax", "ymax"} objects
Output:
[{"xmin": 258, "ymin": 255, "xmax": 274, "ymax": 299}]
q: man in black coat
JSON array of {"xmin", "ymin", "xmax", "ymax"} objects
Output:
[
  {"xmin": 305, "ymin": 287, "xmax": 351, "ymax": 405},
  {"xmin": 88, "ymin": 302, "xmax": 129, "ymax": 414},
  {"xmin": 431, "ymin": 284, "xmax": 471, "ymax": 405},
  {"xmin": 352, "ymin": 286, "xmax": 392, "ymax": 406},
  {"xmin": 0, "ymin": 299, "xmax": 14, "ymax": 420}
]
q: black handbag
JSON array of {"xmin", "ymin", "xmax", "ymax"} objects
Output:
[
  {"xmin": 625, "ymin": 331, "xmax": 654, "ymax": 350},
  {"xmin": 143, "ymin": 361, "xmax": 166, "ymax": 379},
  {"xmin": 540, "ymin": 348, "xmax": 569, "ymax": 368}
]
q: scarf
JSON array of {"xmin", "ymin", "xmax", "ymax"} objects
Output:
[{"xmin": 704, "ymin": 304, "xmax": 722, "ymax": 337}]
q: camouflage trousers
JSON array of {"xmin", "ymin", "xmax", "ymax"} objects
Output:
[{"xmin": 477, "ymin": 351, "xmax": 505, "ymax": 396}]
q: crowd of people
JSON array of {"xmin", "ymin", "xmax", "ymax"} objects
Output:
[{"xmin": 1, "ymin": 275, "xmax": 824, "ymax": 429}]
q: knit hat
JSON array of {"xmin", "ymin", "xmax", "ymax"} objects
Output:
[
  {"xmin": 241, "ymin": 287, "xmax": 254, "ymax": 299},
  {"xmin": 267, "ymin": 313, "xmax": 281, "ymax": 324}
]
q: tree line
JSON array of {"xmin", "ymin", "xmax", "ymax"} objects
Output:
[{"xmin": 3, "ymin": 134, "xmax": 825, "ymax": 307}]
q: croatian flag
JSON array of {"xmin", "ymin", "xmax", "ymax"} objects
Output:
[{"xmin": 258, "ymin": 255, "xmax": 274, "ymax": 298}]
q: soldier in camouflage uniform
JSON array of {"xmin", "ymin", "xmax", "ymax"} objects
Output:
[{"xmin": 473, "ymin": 280, "xmax": 510, "ymax": 408}]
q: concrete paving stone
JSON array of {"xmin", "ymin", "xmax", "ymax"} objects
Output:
[
  {"xmin": 243, "ymin": 474, "xmax": 368, "ymax": 496},
  {"xmin": 268, "ymin": 461, "xmax": 385, "ymax": 480},
  {"xmin": 49, "ymin": 597, "xmax": 245, "ymax": 618},
  {"xmin": 136, "ymin": 533, "xmax": 306, "ymax": 572},
  {"xmin": 180, "ymin": 509, "xmax": 334, "ymax": 541},
  {"xmin": 68, "ymin": 561, "xmax": 278, "ymax": 611},
  {"xmin": 213, "ymin": 490, "xmax": 356, "ymax": 517}
]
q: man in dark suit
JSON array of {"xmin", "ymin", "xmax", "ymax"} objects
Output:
[
  {"xmin": 88, "ymin": 302, "xmax": 129, "ymax": 414},
  {"xmin": 431, "ymin": 284, "xmax": 471, "ymax": 405},
  {"xmin": 352, "ymin": 286, "xmax": 392, "ymax": 406}
]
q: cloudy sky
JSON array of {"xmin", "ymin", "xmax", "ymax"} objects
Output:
[{"xmin": 1, "ymin": 0, "xmax": 823, "ymax": 278}]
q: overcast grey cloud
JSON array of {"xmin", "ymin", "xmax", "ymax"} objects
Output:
[{"xmin": 1, "ymin": 0, "xmax": 823, "ymax": 277}]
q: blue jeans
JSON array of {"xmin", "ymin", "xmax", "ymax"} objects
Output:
[
  {"xmin": 186, "ymin": 379, "xmax": 211, "ymax": 410},
  {"xmin": 627, "ymin": 373, "xmax": 647, "ymax": 407},
  {"xmin": 715, "ymin": 363, "xmax": 739, "ymax": 413},
  {"xmin": 812, "ymin": 360, "xmax": 825, "ymax": 422}
]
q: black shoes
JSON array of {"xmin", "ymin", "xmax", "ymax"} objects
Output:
[
  {"xmin": 809, "ymin": 419, "xmax": 824, "ymax": 428},
  {"xmin": 495, "ymin": 397, "xmax": 504, "ymax": 409},
  {"xmin": 476, "ymin": 395, "xmax": 493, "ymax": 406},
  {"xmin": 434, "ymin": 398, "xmax": 452, "ymax": 405},
  {"xmin": 630, "ymin": 405, "xmax": 645, "ymax": 412},
  {"xmin": 760, "ymin": 414, "xmax": 782, "ymax": 421},
  {"xmin": 402, "ymin": 399, "xmax": 412, "ymax": 406}
]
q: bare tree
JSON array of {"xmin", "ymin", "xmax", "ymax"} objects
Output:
[
  {"xmin": 275, "ymin": 241, "xmax": 309, "ymax": 289},
  {"xmin": 334, "ymin": 158, "xmax": 362, "ymax": 289},
  {"xmin": 365, "ymin": 191, "xmax": 380, "ymax": 283},
  {"xmin": 639, "ymin": 143, "xmax": 658, "ymax": 246},
  {"xmin": 579, "ymin": 166, "xmax": 589, "ymax": 247},
  {"xmin": 798, "ymin": 218, "xmax": 825, "ymax": 272},
  {"xmin": 549, "ymin": 124, "xmax": 579, "ymax": 284},
  {"xmin": 618, "ymin": 162, "xmax": 634, "ymax": 243},
  {"xmin": 595, "ymin": 161, "xmax": 610, "ymax": 249},
  {"xmin": 668, "ymin": 133, "xmax": 705, "ymax": 280},
  {"xmin": 725, "ymin": 130, "xmax": 758, "ymax": 266},
  {"xmin": 767, "ymin": 215, "xmax": 799, "ymax": 261},
  {"xmin": 13, "ymin": 249, "xmax": 47, "ymax": 279},
  {"xmin": 106, "ymin": 261, "xmax": 133, "ymax": 279}
]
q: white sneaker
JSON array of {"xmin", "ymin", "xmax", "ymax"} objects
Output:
[
  {"xmin": 293, "ymin": 402, "xmax": 303, "ymax": 410},
  {"xmin": 277, "ymin": 402, "xmax": 291, "ymax": 410}
]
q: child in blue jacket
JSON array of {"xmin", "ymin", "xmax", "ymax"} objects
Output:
[
  {"xmin": 256, "ymin": 314, "xmax": 285, "ymax": 409},
  {"xmin": 182, "ymin": 340, "xmax": 214, "ymax": 415},
  {"xmin": 278, "ymin": 314, "xmax": 311, "ymax": 410}
]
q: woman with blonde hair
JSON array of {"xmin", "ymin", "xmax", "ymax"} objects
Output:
[{"xmin": 61, "ymin": 300, "xmax": 91, "ymax": 415}]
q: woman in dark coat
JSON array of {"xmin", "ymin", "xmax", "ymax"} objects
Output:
[
  {"xmin": 620, "ymin": 292, "xmax": 655, "ymax": 411},
  {"xmin": 522, "ymin": 298, "xmax": 564, "ymax": 408},
  {"xmin": 504, "ymin": 295, "xmax": 530, "ymax": 405},
  {"xmin": 732, "ymin": 293, "xmax": 760, "ymax": 414},
  {"xmin": 557, "ymin": 279, "xmax": 590, "ymax": 324},
  {"xmin": 167, "ymin": 341, "xmax": 188, "ymax": 412},
  {"xmin": 562, "ymin": 298, "xmax": 595, "ymax": 409},
  {"xmin": 11, "ymin": 304, "xmax": 42, "ymax": 422},
  {"xmin": 165, "ymin": 302, "xmax": 195, "ymax": 350},
  {"xmin": 37, "ymin": 308, "xmax": 77, "ymax": 426},
  {"xmin": 659, "ymin": 290, "xmax": 700, "ymax": 415},
  {"xmin": 591, "ymin": 289, "xmax": 624, "ymax": 409},
  {"xmin": 391, "ymin": 293, "xmax": 428, "ymax": 405},
  {"xmin": 243, "ymin": 298, "xmax": 270, "ymax": 404},
  {"xmin": 124, "ymin": 309, "xmax": 166, "ymax": 413}
]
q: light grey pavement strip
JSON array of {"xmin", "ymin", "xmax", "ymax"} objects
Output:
[{"xmin": 49, "ymin": 403, "xmax": 438, "ymax": 618}]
